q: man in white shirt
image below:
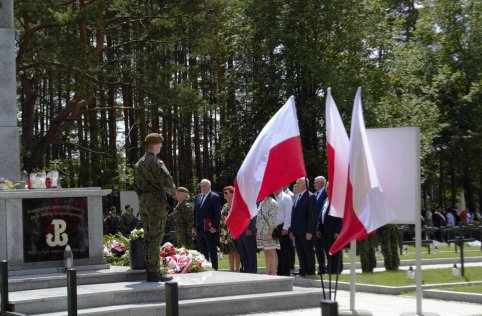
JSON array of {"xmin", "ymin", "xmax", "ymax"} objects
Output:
[
  {"xmin": 283, "ymin": 185, "xmax": 294, "ymax": 198},
  {"xmin": 275, "ymin": 188, "xmax": 294, "ymax": 276}
]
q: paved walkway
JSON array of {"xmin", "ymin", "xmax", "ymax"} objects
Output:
[
  {"xmin": 242, "ymin": 290, "xmax": 482, "ymax": 316},
  {"xmin": 244, "ymin": 261, "xmax": 482, "ymax": 316}
]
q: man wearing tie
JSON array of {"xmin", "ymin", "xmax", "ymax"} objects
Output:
[
  {"xmin": 313, "ymin": 176, "xmax": 328, "ymax": 274},
  {"xmin": 192, "ymin": 179, "xmax": 221, "ymax": 270},
  {"xmin": 289, "ymin": 177, "xmax": 316, "ymax": 276},
  {"xmin": 316, "ymin": 187, "xmax": 343, "ymax": 274}
]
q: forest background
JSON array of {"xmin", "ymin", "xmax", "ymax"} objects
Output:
[{"xmin": 15, "ymin": 0, "xmax": 481, "ymax": 212}]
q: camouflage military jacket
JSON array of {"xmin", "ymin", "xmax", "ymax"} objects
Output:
[
  {"xmin": 120, "ymin": 213, "xmax": 138, "ymax": 235},
  {"xmin": 171, "ymin": 200, "xmax": 193, "ymax": 224},
  {"xmin": 133, "ymin": 152, "xmax": 176, "ymax": 199}
]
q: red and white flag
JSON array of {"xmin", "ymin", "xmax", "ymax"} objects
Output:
[
  {"xmin": 330, "ymin": 88, "xmax": 394, "ymax": 255},
  {"xmin": 325, "ymin": 88, "xmax": 350, "ymax": 218},
  {"xmin": 226, "ymin": 96, "xmax": 306, "ymax": 238}
]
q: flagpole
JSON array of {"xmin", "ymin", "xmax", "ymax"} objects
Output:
[
  {"xmin": 414, "ymin": 128, "xmax": 424, "ymax": 315},
  {"xmin": 401, "ymin": 127, "xmax": 438, "ymax": 316},
  {"xmin": 415, "ymin": 207, "xmax": 423, "ymax": 315},
  {"xmin": 349, "ymin": 240, "xmax": 356, "ymax": 312},
  {"xmin": 339, "ymin": 240, "xmax": 372, "ymax": 315}
]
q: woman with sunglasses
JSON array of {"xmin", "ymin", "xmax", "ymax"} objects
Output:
[{"xmin": 219, "ymin": 186, "xmax": 240, "ymax": 272}]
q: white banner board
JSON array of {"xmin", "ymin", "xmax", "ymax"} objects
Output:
[
  {"xmin": 120, "ymin": 190, "xmax": 140, "ymax": 216},
  {"xmin": 366, "ymin": 127, "xmax": 420, "ymax": 224}
]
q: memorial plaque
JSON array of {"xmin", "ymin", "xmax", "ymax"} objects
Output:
[{"xmin": 23, "ymin": 197, "xmax": 89, "ymax": 262}]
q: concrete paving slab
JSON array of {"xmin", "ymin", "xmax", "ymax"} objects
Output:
[
  {"xmin": 10, "ymin": 271, "xmax": 294, "ymax": 315},
  {"xmin": 34, "ymin": 286, "xmax": 323, "ymax": 316},
  {"xmin": 241, "ymin": 290, "xmax": 482, "ymax": 316}
]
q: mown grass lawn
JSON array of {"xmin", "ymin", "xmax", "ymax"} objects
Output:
[
  {"xmin": 441, "ymin": 284, "xmax": 482, "ymax": 294},
  {"xmin": 398, "ymin": 244, "xmax": 482, "ymax": 261},
  {"xmin": 217, "ymin": 244, "xmax": 481, "ymax": 270},
  {"xmin": 218, "ymin": 251, "xmax": 302, "ymax": 270},
  {"xmin": 308, "ymin": 267, "xmax": 482, "ymax": 286},
  {"xmin": 343, "ymin": 244, "xmax": 482, "ymax": 262},
  {"xmin": 218, "ymin": 251, "xmax": 269, "ymax": 270}
]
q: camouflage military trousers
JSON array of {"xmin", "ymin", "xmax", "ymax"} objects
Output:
[
  {"xmin": 139, "ymin": 195, "xmax": 167, "ymax": 273},
  {"xmin": 175, "ymin": 227, "xmax": 193, "ymax": 249},
  {"xmin": 358, "ymin": 234, "xmax": 377, "ymax": 273},
  {"xmin": 379, "ymin": 224, "xmax": 400, "ymax": 271},
  {"xmin": 176, "ymin": 219, "xmax": 193, "ymax": 249}
]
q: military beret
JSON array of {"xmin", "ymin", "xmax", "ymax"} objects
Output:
[
  {"xmin": 110, "ymin": 206, "xmax": 116, "ymax": 210},
  {"xmin": 177, "ymin": 187, "xmax": 189, "ymax": 194},
  {"xmin": 144, "ymin": 133, "xmax": 164, "ymax": 145},
  {"xmin": 124, "ymin": 204, "xmax": 131, "ymax": 209}
]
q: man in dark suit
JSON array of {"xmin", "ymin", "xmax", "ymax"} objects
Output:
[
  {"xmin": 313, "ymin": 176, "xmax": 328, "ymax": 274},
  {"xmin": 289, "ymin": 177, "xmax": 316, "ymax": 276},
  {"xmin": 192, "ymin": 179, "xmax": 221, "ymax": 270},
  {"xmin": 236, "ymin": 217, "xmax": 257, "ymax": 273},
  {"xmin": 316, "ymin": 197, "xmax": 343, "ymax": 274}
]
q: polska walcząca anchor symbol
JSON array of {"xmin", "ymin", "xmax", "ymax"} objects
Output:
[{"xmin": 46, "ymin": 219, "xmax": 69, "ymax": 247}]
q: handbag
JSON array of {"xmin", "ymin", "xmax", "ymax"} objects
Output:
[{"xmin": 271, "ymin": 224, "xmax": 283, "ymax": 239}]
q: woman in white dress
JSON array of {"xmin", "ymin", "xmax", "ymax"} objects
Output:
[{"xmin": 256, "ymin": 194, "xmax": 279, "ymax": 275}]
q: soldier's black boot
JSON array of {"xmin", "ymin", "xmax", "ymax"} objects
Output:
[
  {"xmin": 146, "ymin": 272, "xmax": 161, "ymax": 282},
  {"xmin": 146, "ymin": 272, "xmax": 173, "ymax": 282}
]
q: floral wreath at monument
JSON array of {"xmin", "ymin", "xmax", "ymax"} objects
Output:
[
  {"xmin": 103, "ymin": 229, "xmax": 211, "ymax": 273},
  {"xmin": 160, "ymin": 242, "xmax": 212, "ymax": 274}
]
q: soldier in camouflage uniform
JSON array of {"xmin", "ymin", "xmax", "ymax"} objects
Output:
[
  {"xmin": 378, "ymin": 224, "xmax": 400, "ymax": 271},
  {"xmin": 358, "ymin": 234, "xmax": 377, "ymax": 273},
  {"xmin": 120, "ymin": 204, "xmax": 138, "ymax": 236},
  {"xmin": 134, "ymin": 133, "xmax": 176, "ymax": 282},
  {"xmin": 170, "ymin": 187, "xmax": 193, "ymax": 249},
  {"xmin": 103, "ymin": 206, "xmax": 120, "ymax": 235}
]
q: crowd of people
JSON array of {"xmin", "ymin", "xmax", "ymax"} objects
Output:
[
  {"xmin": 159, "ymin": 176, "xmax": 345, "ymax": 277},
  {"xmin": 108, "ymin": 132, "xmax": 482, "ymax": 282},
  {"xmin": 420, "ymin": 204, "xmax": 481, "ymax": 242},
  {"xmin": 118, "ymin": 132, "xmax": 349, "ymax": 282},
  {"xmin": 422, "ymin": 205, "xmax": 481, "ymax": 228}
]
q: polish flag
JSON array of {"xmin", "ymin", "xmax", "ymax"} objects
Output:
[
  {"xmin": 325, "ymin": 88, "xmax": 350, "ymax": 218},
  {"xmin": 226, "ymin": 96, "xmax": 306, "ymax": 238},
  {"xmin": 330, "ymin": 88, "xmax": 394, "ymax": 255}
]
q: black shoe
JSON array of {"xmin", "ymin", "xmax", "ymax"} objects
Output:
[
  {"xmin": 146, "ymin": 272, "xmax": 173, "ymax": 282},
  {"xmin": 318, "ymin": 268, "xmax": 327, "ymax": 275},
  {"xmin": 160, "ymin": 273, "xmax": 173, "ymax": 282}
]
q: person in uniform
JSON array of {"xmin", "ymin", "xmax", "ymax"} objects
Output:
[
  {"xmin": 103, "ymin": 206, "xmax": 120, "ymax": 235},
  {"xmin": 170, "ymin": 187, "xmax": 194, "ymax": 249},
  {"xmin": 358, "ymin": 234, "xmax": 377, "ymax": 273},
  {"xmin": 120, "ymin": 204, "xmax": 138, "ymax": 236},
  {"xmin": 134, "ymin": 133, "xmax": 176, "ymax": 282},
  {"xmin": 378, "ymin": 224, "xmax": 400, "ymax": 271}
]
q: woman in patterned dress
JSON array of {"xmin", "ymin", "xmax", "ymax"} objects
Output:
[
  {"xmin": 256, "ymin": 194, "xmax": 279, "ymax": 275},
  {"xmin": 219, "ymin": 186, "xmax": 240, "ymax": 272}
]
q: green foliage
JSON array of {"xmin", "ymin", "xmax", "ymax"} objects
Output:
[
  {"xmin": 108, "ymin": 164, "xmax": 134, "ymax": 192},
  {"xmin": 14, "ymin": 0, "xmax": 481, "ymax": 208}
]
